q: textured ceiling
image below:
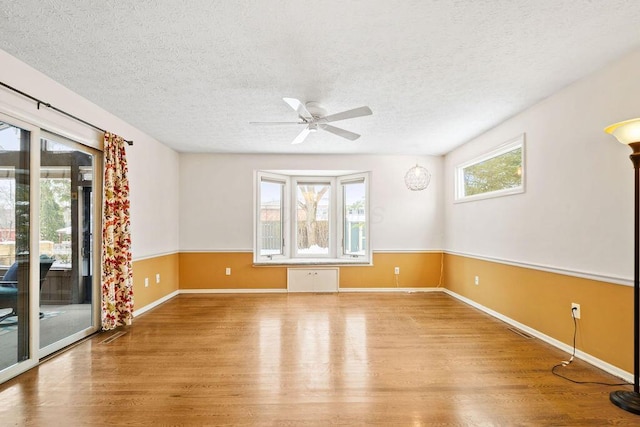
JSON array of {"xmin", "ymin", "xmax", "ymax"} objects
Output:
[{"xmin": 1, "ymin": 1, "xmax": 640, "ymax": 155}]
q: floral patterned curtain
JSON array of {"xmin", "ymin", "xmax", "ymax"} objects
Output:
[{"xmin": 101, "ymin": 132, "xmax": 133, "ymax": 330}]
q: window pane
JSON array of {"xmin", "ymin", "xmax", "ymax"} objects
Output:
[
  {"xmin": 40, "ymin": 168, "xmax": 71, "ymax": 267},
  {"xmin": 0, "ymin": 175, "xmax": 16, "ymax": 254},
  {"xmin": 296, "ymin": 183, "xmax": 330, "ymax": 255},
  {"xmin": 343, "ymin": 181, "xmax": 366, "ymax": 256},
  {"xmin": 260, "ymin": 180, "xmax": 283, "ymax": 256},
  {"xmin": 463, "ymin": 146, "xmax": 522, "ymax": 197}
]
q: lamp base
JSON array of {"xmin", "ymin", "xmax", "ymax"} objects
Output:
[{"xmin": 610, "ymin": 390, "xmax": 640, "ymax": 415}]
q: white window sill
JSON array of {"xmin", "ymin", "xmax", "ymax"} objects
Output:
[{"xmin": 254, "ymin": 257, "xmax": 371, "ymax": 266}]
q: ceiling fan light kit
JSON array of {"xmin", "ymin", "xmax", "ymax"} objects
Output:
[{"xmin": 251, "ymin": 98, "xmax": 373, "ymax": 145}]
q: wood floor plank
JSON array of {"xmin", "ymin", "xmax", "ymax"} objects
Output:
[{"xmin": 0, "ymin": 292, "xmax": 638, "ymax": 426}]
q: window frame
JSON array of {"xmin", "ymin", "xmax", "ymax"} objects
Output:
[
  {"xmin": 292, "ymin": 177, "xmax": 334, "ymax": 259},
  {"xmin": 454, "ymin": 134, "xmax": 525, "ymax": 203},
  {"xmin": 337, "ymin": 173, "xmax": 369, "ymax": 260},
  {"xmin": 256, "ymin": 172, "xmax": 289, "ymax": 261},
  {"xmin": 254, "ymin": 170, "xmax": 370, "ymax": 264}
]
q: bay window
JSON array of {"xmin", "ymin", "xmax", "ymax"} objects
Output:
[{"xmin": 255, "ymin": 171, "xmax": 370, "ymax": 264}]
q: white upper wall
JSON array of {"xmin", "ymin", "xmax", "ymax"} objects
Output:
[
  {"xmin": 126, "ymin": 138, "xmax": 180, "ymax": 259},
  {"xmin": 0, "ymin": 48, "xmax": 180, "ymax": 260},
  {"xmin": 444, "ymin": 48, "xmax": 640, "ymax": 282},
  {"xmin": 179, "ymin": 154, "xmax": 443, "ymax": 251}
]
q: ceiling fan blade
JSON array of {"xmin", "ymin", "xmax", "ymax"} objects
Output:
[
  {"xmin": 249, "ymin": 121, "xmax": 305, "ymax": 125},
  {"xmin": 291, "ymin": 127, "xmax": 311, "ymax": 145},
  {"xmin": 322, "ymin": 106, "xmax": 372, "ymax": 123},
  {"xmin": 283, "ymin": 98, "xmax": 313, "ymax": 121},
  {"xmin": 321, "ymin": 124, "xmax": 360, "ymax": 141}
]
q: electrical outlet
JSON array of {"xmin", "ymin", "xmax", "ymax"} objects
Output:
[
  {"xmin": 394, "ymin": 267, "xmax": 400, "ymax": 275},
  {"xmin": 571, "ymin": 303, "xmax": 581, "ymax": 319},
  {"xmin": 144, "ymin": 277, "xmax": 149, "ymax": 288},
  {"xmin": 474, "ymin": 276, "xmax": 479, "ymax": 285},
  {"xmin": 156, "ymin": 273, "xmax": 160, "ymax": 284},
  {"xmin": 225, "ymin": 267, "xmax": 231, "ymax": 276}
]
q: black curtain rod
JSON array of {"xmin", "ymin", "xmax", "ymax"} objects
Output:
[{"xmin": 0, "ymin": 81, "xmax": 133, "ymax": 146}]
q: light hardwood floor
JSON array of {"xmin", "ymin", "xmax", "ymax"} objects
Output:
[{"xmin": 0, "ymin": 292, "xmax": 637, "ymax": 426}]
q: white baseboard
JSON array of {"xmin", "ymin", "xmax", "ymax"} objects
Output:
[
  {"xmin": 179, "ymin": 288, "xmax": 287, "ymax": 294},
  {"xmin": 180, "ymin": 287, "xmax": 440, "ymax": 293},
  {"xmin": 442, "ymin": 288, "xmax": 633, "ymax": 383},
  {"xmin": 339, "ymin": 287, "xmax": 442, "ymax": 293},
  {"xmin": 133, "ymin": 290, "xmax": 179, "ymax": 317}
]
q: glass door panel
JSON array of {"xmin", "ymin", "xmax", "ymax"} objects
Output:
[
  {"xmin": 0, "ymin": 121, "xmax": 31, "ymax": 372},
  {"xmin": 39, "ymin": 133, "xmax": 100, "ymax": 354}
]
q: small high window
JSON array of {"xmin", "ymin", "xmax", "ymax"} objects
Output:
[{"xmin": 455, "ymin": 134, "xmax": 525, "ymax": 202}]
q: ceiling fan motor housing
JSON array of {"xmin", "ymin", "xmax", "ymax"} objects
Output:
[{"xmin": 305, "ymin": 101, "xmax": 327, "ymax": 119}]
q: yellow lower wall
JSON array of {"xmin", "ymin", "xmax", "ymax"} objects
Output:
[
  {"xmin": 132, "ymin": 253, "xmax": 180, "ymax": 310},
  {"xmin": 443, "ymin": 253, "xmax": 633, "ymax": 373},
  {"xmin": 178, "ymin": 251, "xmax": 443, "ymax": 289},
  {"xmin": 340, "ymin": 252, "xmax": 443, "ymax": 288},
  {"xmin": 179, "ymin": 252, "xmax": 285, "ymax": 289}
]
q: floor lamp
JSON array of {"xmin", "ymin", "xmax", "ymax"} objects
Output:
[{"xmin": 605, "ymin": 118, "xmax": 640, "ymax": 415}]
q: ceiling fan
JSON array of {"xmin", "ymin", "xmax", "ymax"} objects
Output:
[{"xmin": 250, "ymin": 98, "xmax": 373, "ymax": 145}]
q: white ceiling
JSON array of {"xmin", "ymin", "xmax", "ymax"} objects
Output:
[{"xmin": 1, "ymin": 1, "xmax": 640, "ymax": 155}]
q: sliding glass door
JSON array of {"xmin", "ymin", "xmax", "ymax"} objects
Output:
[
  {"xmin": 0, "ymin": 114, "xmax": 102, "ymax": 380},
  {"xmin": 39, "ymin": 132, "xmax": 101, "ymax": 355}
]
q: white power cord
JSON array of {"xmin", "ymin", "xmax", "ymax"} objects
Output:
[
  {"xmin": 551, "ymin": 306, "xmax": 627, "ymax": 386},
  {"xmin": 561, "ymin": 307, "xmax": 578, "ymax": 366}
]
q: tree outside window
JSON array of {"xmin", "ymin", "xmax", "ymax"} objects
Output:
[{"xmin": 296, "ymin": 184, "xmax": 330, "ymax": 255}]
